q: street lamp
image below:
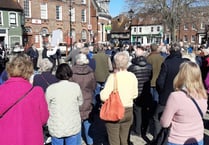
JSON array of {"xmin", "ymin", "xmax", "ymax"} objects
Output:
[
  {"xmin": 128, "ymin": 9, "xmax": 134, "ymax": 44},
  {"xmin": 69, "ymin": 0, "xmax": 72, "ymax": 54}
]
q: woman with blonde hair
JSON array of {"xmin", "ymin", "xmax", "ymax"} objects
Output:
[
  {"xmin": 100, "ymin": 51, "xmax": 138, "ymax": 145},
  {"xmin": 160, "ymin": 61, "xmax": 208, "ymax": 145}
]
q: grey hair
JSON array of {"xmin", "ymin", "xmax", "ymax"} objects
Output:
[
  {"xmin": 75, "ymin": 53, "xmax": 89, "ymax": 65},
  {"xmin": 114, "ymin": 51, "xmax": 130, "ymax": 70},
  {"xmin": 39, "ymin": 58, "xmax": 53, "ymax": 72}
]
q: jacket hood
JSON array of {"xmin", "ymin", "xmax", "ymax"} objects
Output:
[
  {"xmin": 72, "ymin": 65, "xmax": 93, "ymax": 75},
  {"xmin": 131, "ymin": 56, "xmax": 148, "ymax": 67}
]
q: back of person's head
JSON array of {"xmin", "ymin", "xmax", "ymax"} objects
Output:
[
  {"xmin": 39, "ymin": 58, "xmax": 53, "ymax": 72},
  {"xmin": 170, "ymin": 42, "xmax": 181, "ymax": 52},
  {"xmin": 75, "ymin": 53, "xmax": 89, "ymax": 65},
  {"xmin": 6, "ymin": 53, "xmax": 33, "ymax": 80},
  {"xmin": 173, "ymin": 61, "xmax": 207, "ymax": 99},
  {"xmin": 114, "ymin": 51, "xmax": 130, "ymax": 70},
  {"xmin": 150, "ymin": 43, "xmax": 159, "ymax": 52},
  {"xmin": 55, "ymin": 63, "xmax": 72, "ymax": 80}
]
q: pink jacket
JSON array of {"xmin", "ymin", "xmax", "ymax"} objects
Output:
[{"xmin": 0, "ymin": 77, "xmax": 49, "ymax": 145}]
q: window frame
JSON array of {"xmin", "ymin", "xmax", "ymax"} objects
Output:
[
  {"xmin": 40, "ymin": 3, "xmax": 48, "ymax": 19},
  {"xmin": 56, "ymin": 5, "xmax": 62, "ymax": 20},
  {"xmin": 9, "ymin": 12, "xmax": 18, "ymax": 27}
]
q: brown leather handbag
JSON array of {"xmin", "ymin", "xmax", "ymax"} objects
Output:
[{"xmin": 100, "ymin": 73, "xmax": 125, "ymax": 121}]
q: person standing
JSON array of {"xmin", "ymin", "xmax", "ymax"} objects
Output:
[
  {"xmin": 153, "ymin": 42, "xmax": 187, "ymax": 140},
  {"xmin": 100, "ymin": 51, "xmax": 138, "ymax": 145},
  {"xmin": 147, "ymin": 44, "xmax": 164, "ymax": 104},
  {"xmin": 93, "ymin": 45, "xmax": 113, "ymax": 109},
  {"xmin": 71, "ymin": 53, "xmax": 96, "ymax": 145},
  {"xmin": 0, "ymin": 53, "xmax": 49, "ymax": 145},
  {"xmin": 45, "ymin": 63, "xmax": 83, "ymax": 145},
  {"xmin": 128, "ymin": 46, "xmax": 153, "ymax": 138},
  {"xmin": 33, "ymin": 58, "xmax": 58, "ymax": 92},
  {"xmin": 161, "ymin": 61, "xmax": 208, "ymax": 145},
  {"xmin": 26, "ymin": 44, "xmax": 39, "ymax": 70}
]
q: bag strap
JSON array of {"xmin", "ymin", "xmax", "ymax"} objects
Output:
[
  {"xmin": 0, "ymin": 86, "xmax": 34, "ymax": 118},
  {"xmin": 41, "ymin": 74, "xmax": 50, "ymax": 86},
  {"xmin": 113, "ymin": 73, "xmax": 118, "ymax": 91},
  {"xmin": 181, "ymin": 89, "xmax": 203, "ymax": 118}
]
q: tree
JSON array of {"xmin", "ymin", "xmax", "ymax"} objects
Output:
[{"xmin": 125, "ymin": 0, "xmax": 209, "ymax": 42}]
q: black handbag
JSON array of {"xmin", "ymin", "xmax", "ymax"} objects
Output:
[{"xmin": 150, "ymin": 127, "xmax": 170, "ymax": 145}]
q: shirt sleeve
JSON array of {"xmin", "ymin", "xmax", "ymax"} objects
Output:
[
  {"xmin": 160, "ymin": 92, "xmax": 178, "ymax": 128},
  {"xmin": 100, "ymin": 74, "xmax": 114, "ymax": 102}
]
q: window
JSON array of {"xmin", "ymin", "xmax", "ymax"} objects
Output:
[
  {"xmin": 70, "ymin": 8, "xmax": 75, "ymax": 22},
  {"xmin": 40, "ymin": 3, "xmax": 48, "ymax": 19},
  {"xmin": 151, "ymin": 27, "xmax": 153, "ymax": 32},
  {"xmin": 192, "ymin": 24, "xmax": 196, "ymax": 30},
  {"xmin": 9, "ymin": 12, "xmax": 18, "ymax": 26},
  {"xmin": 184, "ymin": 24, "xmax": 188, "ymax": 30},
  {"xmin": 157, "ymin": 26, "xmax": 160, "ymax": 31},
  {"xmin": 0, "ymin": 11, "xmax": 3, "ymax": 25},
  {"xmin": 191, "ymin": 35, "xmax": 196, "ymax": 42},
  {"xmin": 81, "ymin": 0, "xmax": 86, "ymax": 4},
  {"xmin": 139, "ymin": 27, "xmax": 142, "ymax": 32},
  {"xmin": 201, "ymin": 23, "xmax": 205, "ymax": 29},
  {"xmin": 56, "ymin": 6, "xmax": 62, "ymax": 20},
  {"xmin": 41, "ymin": 27, "xmax": 49, "ymax": 36},
  {"xmin": 81, "ymin": 9, "xmax": 86, "ymax": 22},
  {"xmin": 184, "ymin": 35, "xmax": 188, "ymax": 42},
  {"xmin": 81, "ymin": 29, "xmax": 87, "ymax": 40},
  {"xmin": 24, "ymin": 0, "xmax": 31, "ymax": 18},
  {"xmin": 134, "ymin": 28, "xmax": 136, "ymax": 32}
]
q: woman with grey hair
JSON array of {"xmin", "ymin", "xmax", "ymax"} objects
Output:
[
  {"xmin": 71, "ymin": 53, "xmax": 96, "ymax": 145},
  {"xmin": 100, "ymin": 51, "xmax": 138, "ymax": 145},
  {"xmin": 33, "ymin": 58, "xmax": 58, "ymax": 92}
]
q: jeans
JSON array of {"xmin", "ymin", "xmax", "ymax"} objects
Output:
[
  {"xmin": 93, "ymin": 82, "xmax": 105, "ymax": 107},
  {"xmin": 82, "ymin": 119, "xmax": 93, "ymax": 145},
  {"xmin": 168, "ymin": 139, "xmax": 203, "ymax": 145},
  {"xmin": 51, "ymin": 131, "xmax": 81, "ymax": 145},
  {"xmin": 150, "ymin": 87, "xmax": 159, "ymax": 103},
  {"xmin": 153, "ymin": 104, "xmax": 165, "ymax": 140}
]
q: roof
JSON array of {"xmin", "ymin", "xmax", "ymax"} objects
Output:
[
  {"xmin": 0, "ymin": 0, "xmax": 23, "ymax": 11},
  {"xmin": 111, "ymin": 14, "xmax": 131, "ymax": 33}
]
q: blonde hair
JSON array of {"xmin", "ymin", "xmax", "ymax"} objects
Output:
[
  {"xmin": 173, "ymin": 61, "xmax": 207, "ymax": 99},
  {"xmin": 114, "ymin": 51, "xmax": 129, "ymax": 70},
  {"xmin": 6, "ymin": 53, "xmax": 34, "ymax": 80}
]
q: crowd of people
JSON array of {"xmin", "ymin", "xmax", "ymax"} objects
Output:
[{"xmin": 0, "ymin": 40, "xmax": 208, "ymax": 145}]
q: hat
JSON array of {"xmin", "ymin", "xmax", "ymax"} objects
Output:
[{"xmin": 75, "ymin": 53, "xmax": 89, "ymax": 65}]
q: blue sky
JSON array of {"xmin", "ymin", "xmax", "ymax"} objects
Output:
[{"xmin": 109, "ymin": 0, "xmax": 126, "ymax": 17}]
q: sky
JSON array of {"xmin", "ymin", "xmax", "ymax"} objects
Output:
[{"xmin": 109, "ymin": 0, "xmax": 126, "ymax": 17}]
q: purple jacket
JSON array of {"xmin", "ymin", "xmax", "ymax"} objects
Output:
[{"xmin": 0, "ymin": 77, "xmax": 49, "ymax": 145}]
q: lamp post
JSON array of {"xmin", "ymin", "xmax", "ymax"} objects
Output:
[
  {"xmin": 69, "ymin": 0, "xmax": 72, "ymax": 53},
  {"xmin": 128, "ymin": 9, "xmax": 134, "ymax": 45},
  {"xmin": 101, "ymin": 23, "xmax": 104, "ymax": 42}
]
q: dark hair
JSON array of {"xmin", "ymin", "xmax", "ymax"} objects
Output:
[{"xmin": 55, "ymin": 63, "xmax": 72, "ymax": 80}]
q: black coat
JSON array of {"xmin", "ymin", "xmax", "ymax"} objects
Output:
[
  {"xmin": 128, "ymin": 56, "xmax": 153, "ymax": 107},
  {"xmin": 156, "ymin": 51, "xmax": 188, "ymax": 106}
]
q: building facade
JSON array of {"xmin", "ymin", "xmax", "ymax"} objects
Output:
[{"xmin": 0, "ymin": 0, "xmax": 23, "ymax": 49}]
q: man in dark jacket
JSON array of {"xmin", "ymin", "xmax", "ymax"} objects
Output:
[
  {"xmin": 153, "ymin": 42, "xmax": 188, "ymax": 140},
  {"xmin": 128, "ymin": 45, "xmax": 153, "ymax": 138}
]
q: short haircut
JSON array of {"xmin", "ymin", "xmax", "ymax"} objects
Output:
[
  {"xmin": 114, "ymin": 51, "xmax": 129, "ymax": 70},
  {"xmin": 150, "ymin": 43, "xmax": 158, "ymax": 52},
  {"xmin": 6, "ymin": 53, "xmax": 34, "ymax": 80},
  {"xmin": 55, "ymin": 63, "xmax": 73, "ymax": 80}
]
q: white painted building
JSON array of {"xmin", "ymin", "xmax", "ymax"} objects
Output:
[{"xmin": 131, "ymin": 24, "xmax": 163, "ymax": 46}]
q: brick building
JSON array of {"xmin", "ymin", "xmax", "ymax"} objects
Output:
[{"xmin": 17, "ymin": 0, "xmax": 111, "ymax": 49}]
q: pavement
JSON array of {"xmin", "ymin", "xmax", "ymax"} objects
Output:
[{"xmin": 80, "ymin": 110, "xmax": 209, "ymax": 145}]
